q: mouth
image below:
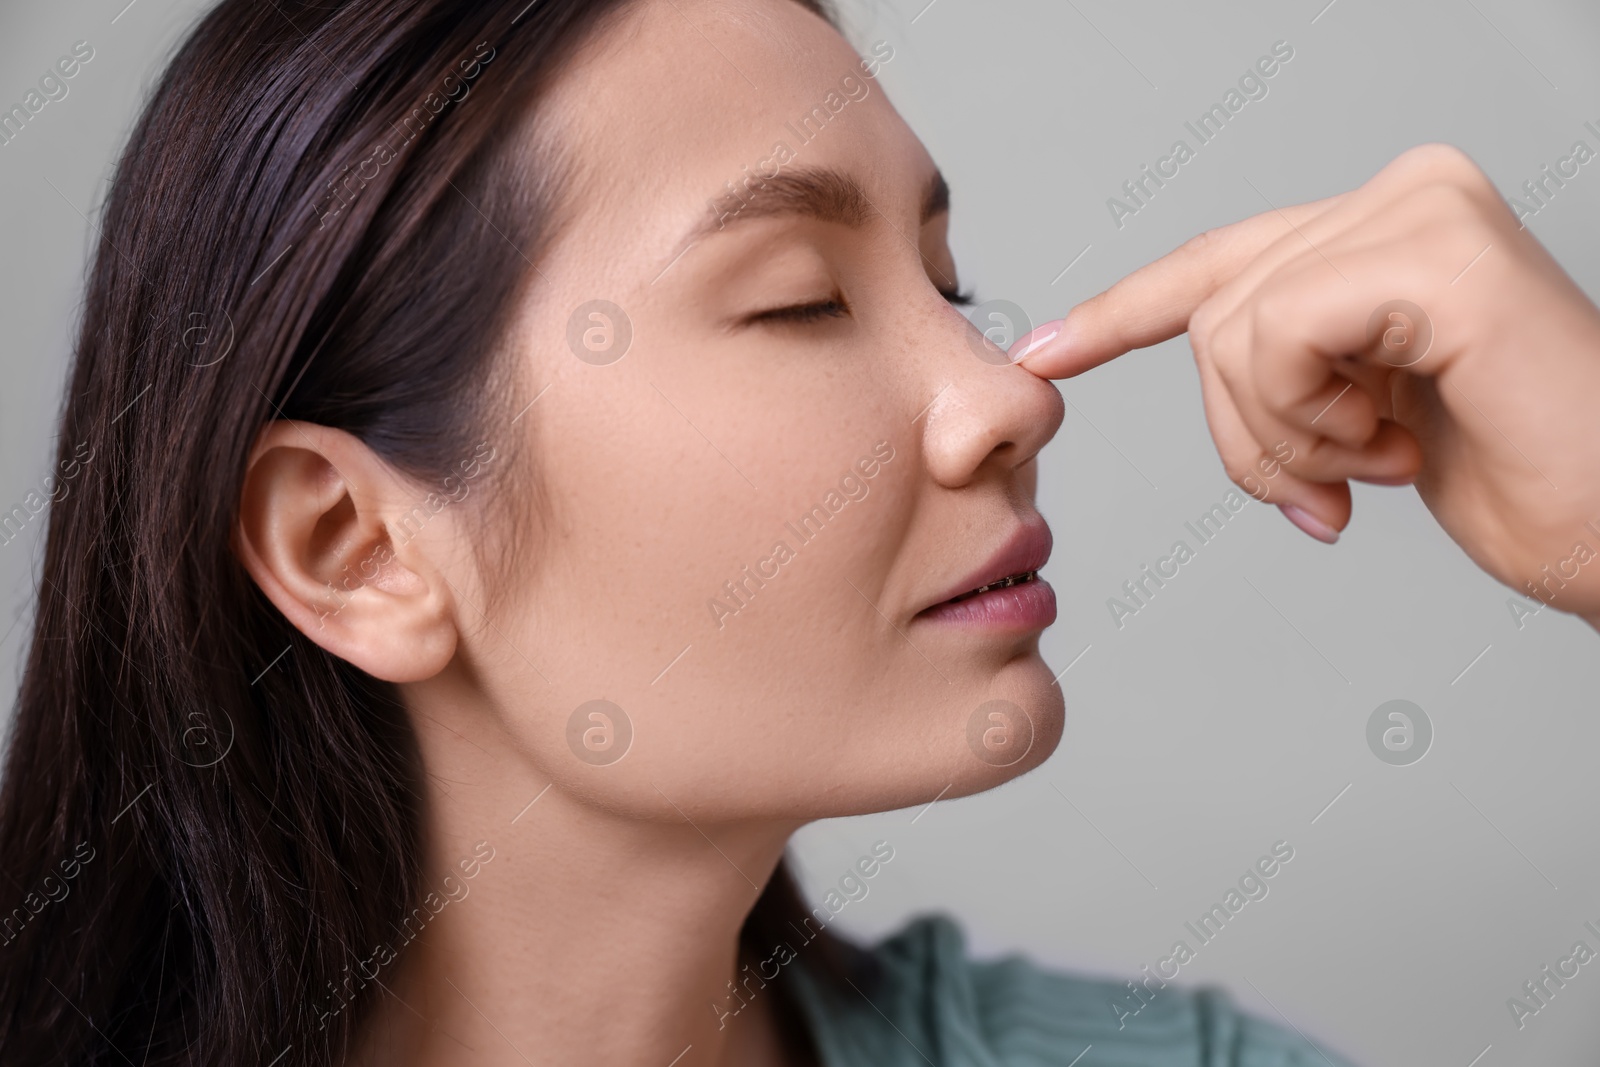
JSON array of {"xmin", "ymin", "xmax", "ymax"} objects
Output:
[
  {"xmin": 915, "ymin": 519, "xmax": 1056, "ymax": 630},
  {"xmin": 939, "ymin": 570, "xmax": 1042, "ymax": 605}
]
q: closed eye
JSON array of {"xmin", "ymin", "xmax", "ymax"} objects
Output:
[
  {"xmin": 751, "ymin": 298, "xmax": 850, "ymax": 325},
  {"xmin": 750, "ymin": 286, "xmax": 976, "ymax": 326}
]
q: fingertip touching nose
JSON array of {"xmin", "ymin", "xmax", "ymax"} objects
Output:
[
  {"xmin": 1008, "ymin": 319, "xmax": 1065, "ymax": 364},
  {"xmin": 919, "ymin": 326, "xmax": 1066, "ymax": 489}
]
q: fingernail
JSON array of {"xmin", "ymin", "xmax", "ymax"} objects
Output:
[
  {"xmin": 1278, "ymin": 504, "xmax": 1340, "ymax": 544},
  {"xmin": 1009, "ymin": 319, "xmax": 1065, "ymax": 363}
]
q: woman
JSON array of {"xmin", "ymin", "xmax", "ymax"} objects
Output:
[{"xmin": 4, "ymin": 0, "xmax": 1597, "ymax": 1065}]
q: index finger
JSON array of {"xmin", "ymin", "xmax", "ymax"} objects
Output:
[{"xmin": 1013, "ymin": 192, "xmax": 1347, "ymax": 378}]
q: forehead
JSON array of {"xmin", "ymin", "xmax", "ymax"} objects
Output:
[{"xmin": 534, "ymin": 0, "xmax": 931, "ymax": 279}]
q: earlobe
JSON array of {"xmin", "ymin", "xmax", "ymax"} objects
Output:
[{"xmin": 234, "ymin": 421, "xmax": 459, "ymax": 682}]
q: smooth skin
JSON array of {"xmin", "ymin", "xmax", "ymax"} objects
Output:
[
  {"xmin": 232, "ymin": 2, "xmax": 1062, "ymax": 1066},
  {"xmin": 1016, "ymin": 144, "xmax": 1600, "ymax": 632}
]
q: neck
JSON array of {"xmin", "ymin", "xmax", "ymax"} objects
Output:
[{"xmin": 349, "ymin": 691, "xmax": 807, "ymax": 1067}]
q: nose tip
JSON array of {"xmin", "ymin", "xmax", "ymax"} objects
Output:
[{"xmin": 921, "ymin": 319, "xmax": 1066, "ymax": 488}]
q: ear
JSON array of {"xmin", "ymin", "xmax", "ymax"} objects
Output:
[{"xmin": 234, "ymin": 421, "xmax": 459, "ymax": 682}]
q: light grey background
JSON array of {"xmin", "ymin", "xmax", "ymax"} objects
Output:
[{"xmin": 4, "ymin": 1, "xmax": 1599, "ymax": 1064}]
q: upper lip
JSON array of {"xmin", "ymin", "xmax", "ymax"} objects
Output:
[{"xmin": 918, "ymin": 515, "xmax": 1053, "ymax": 613}]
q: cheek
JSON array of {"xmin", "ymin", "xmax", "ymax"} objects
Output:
[
  {"xmin": 530, "ymin": 333, "xmax": 908, "ymax": 646},
  {"xmin": 494, "ymin": 320, "xmax": 955, "ymax": 817}
]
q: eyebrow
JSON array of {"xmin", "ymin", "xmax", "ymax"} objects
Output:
[{"xmin": 694, "ymin": 166, "xmax": 949, "ymax": 240}]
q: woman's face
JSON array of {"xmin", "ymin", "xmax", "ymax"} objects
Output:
[{"xmin": 456, "ymin": 0, "xmax": 1066, "ymax": 823}]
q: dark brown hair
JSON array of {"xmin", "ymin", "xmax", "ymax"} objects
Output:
[{"xmin": 0, "ymin": 1, "xmax": 870, "ymax": 1064}]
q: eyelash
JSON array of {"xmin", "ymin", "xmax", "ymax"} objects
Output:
[
  {"xmin": 753, "ymin": 286, "xmax": 976, "ymax": 325},
  {"xmin": 757, "ymin": 299, "xmax": 850, "ymax": 324}
]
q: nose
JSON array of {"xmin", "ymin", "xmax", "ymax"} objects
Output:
[{"xmin": 915, "ymin": 301, "xmax": 1065, "ymax": 489}]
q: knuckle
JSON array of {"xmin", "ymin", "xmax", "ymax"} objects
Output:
[
  {"xmin": 1223, "ymin": 457, "xmax": 1262, "ymax": 488},
  {"xmin": 1401, "ymin": 186, "xmax": 1498, "ymax": 274},
  {"xmin": 1395, "ymin": 141, "xmax": 1473, "ymax": 177},
  {"xmin": 1409, "ymin": 176, "xmax": 1490, "ymax": 223},
  {"xmin": 1179, "ymin": 227, "xmax": 1229, "ymax": 283},
  {"xmin": 1248, "ymin": 286, "xmax": 1300, "ymax": 345},
  {"xmin": 1291, "ymin": 433, "xmax": 1341, "ymax": 476},
  {"xmin": 1409, "ymin": 141, "xmax": 1473, "ymax": 169},
  {"xmin": 1180, "ymin": 226, "xmax": 1223, "ymax": 259},
  {"xmin": 1399, "ymin": 143, "xmax": 1497, "ymax": 199},
  {"xmin": 1188, "ymin": 300, "xmax": 1223, "ymax": 356}
]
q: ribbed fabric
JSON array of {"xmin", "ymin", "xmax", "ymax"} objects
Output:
[{"xmin": 784, "ymin": 914, "xmax": 1357, "ymax": 1067}]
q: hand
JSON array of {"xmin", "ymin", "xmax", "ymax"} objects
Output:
[{"xmin": 1013, "ymin": 144, "xmax": 1600, "ymax": 629}]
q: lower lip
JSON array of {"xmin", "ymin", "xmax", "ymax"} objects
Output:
[{"xmin": 915, "ymin": 578, "xmax": 1057, "ymax": 630}]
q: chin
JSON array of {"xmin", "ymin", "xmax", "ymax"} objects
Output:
[
  {"xmin": 949, "ymin": 652, "xmax": 1066, "ymax": 797},
  {"xmin": 834, "ymin": 651, "xmax": 1068, "ymax": 818}
]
